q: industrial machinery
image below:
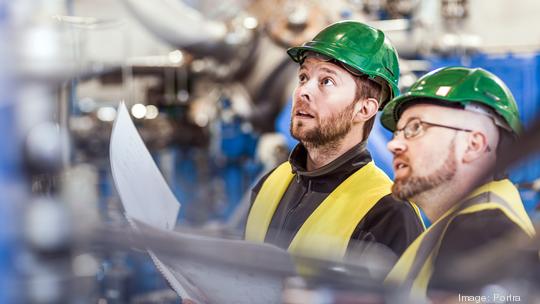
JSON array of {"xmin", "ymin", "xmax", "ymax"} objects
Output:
[{"xmin": 1, "ymin": 0, "xmax": 539, "ymax": 303}]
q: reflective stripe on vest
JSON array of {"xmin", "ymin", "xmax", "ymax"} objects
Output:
[
  {"xmin": 245, "ymin": 161, "xmax": 393, "ymax": 261},
  {"xmin": 385, "ymin": 179, "xmax": 535, "ymax": 297}
]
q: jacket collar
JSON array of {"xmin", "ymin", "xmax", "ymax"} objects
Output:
[{"xmin": 288, "ymin": 141, "xmax": 372, "ymax": 178}]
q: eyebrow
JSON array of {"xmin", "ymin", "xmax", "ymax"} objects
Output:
[
  {"xmin": 397, "ymin": 116, "xmax": 421, "ymax": 129},
  {"xmin": 298, "ymin": 65, "xmax": 341, "ymax": 81},
  {"xmin": 319, "ymin": 67, "xmax": 338, "ymax": 76}
]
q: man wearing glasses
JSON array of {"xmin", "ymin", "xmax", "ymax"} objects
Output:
[
  {"xmin": 382, "ymin": 66, "xmax": 535, "ymax": 297},
  {"xmin": 244, "ymin": 21, "xmax": 424, "ymax": 272}
]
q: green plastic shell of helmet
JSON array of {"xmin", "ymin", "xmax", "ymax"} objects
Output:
[
  {"xmin": 381, "ymin": 66, "xmax": 522, "ymax": 135},
  {"xmin": 287, "ymin": 20, "xmax": 400, "ymax": 108}
]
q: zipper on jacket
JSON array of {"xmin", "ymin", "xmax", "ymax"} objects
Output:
[{"xmin": 275, "ymin": 179, "xmax": 311, "ymax": 244}]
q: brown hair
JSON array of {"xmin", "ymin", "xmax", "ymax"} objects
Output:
[{"xmin": 354, "ymin": 76, "xmax": 382, "ymax": 141}]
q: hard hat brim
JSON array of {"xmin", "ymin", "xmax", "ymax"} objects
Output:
[{"xmin": 287, "ymin": 44, "xmax": 399, "ymax": 108}]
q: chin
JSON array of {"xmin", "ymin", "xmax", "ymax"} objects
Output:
[
  {"xmin": 291, "ymin": 133, "xmax": 306, "ymax": 143},
  {"xmin": 292, "ymin": 126, "xmax": 310, "ymax": 138}
]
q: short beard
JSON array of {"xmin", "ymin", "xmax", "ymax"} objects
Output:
[
  {"xmin": 290, "ymin": 101, "xmax": 355, "ymax": 149},
  {"xmin": 392, "ymin": 140, "xmax": 457, "ymax": 201}
]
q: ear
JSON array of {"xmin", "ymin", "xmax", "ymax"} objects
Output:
[
  {"xmin": 462, "ymin": 131, "xmax": 490, "ymax": 163},
  {"xmin": 353, "ymin": 98, "xmax": 379, "ymax": 123}
]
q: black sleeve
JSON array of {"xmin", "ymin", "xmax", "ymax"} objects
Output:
[
  {"xmin": 428, "ymin": 209, "xmax": 530, "ymax": 293},
  {"xmin": 344, "ymin": 195, "xmax": 424, "ymax": 281},
  {"xmin": 347, "ymin": 194, "xmax": 425, "ymax": 257}
]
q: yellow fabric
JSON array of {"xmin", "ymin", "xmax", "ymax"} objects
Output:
[
  {"xmin": 409, "ymin": 200, "xmax": 426, "ymax": 229},
  {"xmin": 385, "ymin": 179, "xmax": 535, "ymax": 298},
  {"xmin": 245, "ymin": 161, "xmax": 393, "ymax": 261},
  {"xmin": 385, "ymin": 221, "xmax": 433, "ymax": 297},
  {"xmin": 459, "ymin": 203, "xmax": 535, "ymax": 237},
  {"xmin": 464, "ymin": 180, "xmax": 535, "ymax": 236},
  {"xmin": 245, "ymin": 162, "xmax": 294, "ymax": 242},
  {"xmin": 411, "ymin": 252, "xmax": 436, "ymax": 297},
  {"xmin": 288, "ymin": 162, "xmax": 392, "ymax": 260}
]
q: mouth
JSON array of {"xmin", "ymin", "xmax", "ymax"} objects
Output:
[
  {"xmin": 294, "ymin": 109, "xmax": 315, "ymax": 119},
  {"xmin": 393, "ymin": 159, "xmax": 409, "ymax": 173}
]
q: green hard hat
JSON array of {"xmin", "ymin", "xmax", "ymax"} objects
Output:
[
  {"xmin": 287, "ymin": 20, "xmax": 400, "ymax": 108},
  {"xmin": 381, "ymin": 66, "xmax": 522, "ymax": 135}
]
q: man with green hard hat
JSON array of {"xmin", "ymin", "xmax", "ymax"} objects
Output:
[
  {"xmin": 382, "ymin": 66, "xmax": 536, "ymax": 296},
  {"xmin": 244, "ymin": 20, "xmax": 424, "ymax": 272}
]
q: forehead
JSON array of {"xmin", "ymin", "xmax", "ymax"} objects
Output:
[
  {"xmin": 300, "ymin": 56, "xmax": 347, "ymax": 73},
  {"xmin": 398, "ymin": 103, "xmax": 455, "ymax": 125}
]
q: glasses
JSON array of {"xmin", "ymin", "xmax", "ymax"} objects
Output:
[{"xmin": 393, "ymin": 118, "xmax": 474, "ymax": 140}]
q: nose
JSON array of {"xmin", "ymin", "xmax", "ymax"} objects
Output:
[
  {"xmin": 387, "ymin": 135, "xmax": 407, "ymax": 155},
  {"xmin": 294, "ymin": 79, "xmax": 316, "ymax": 103}
]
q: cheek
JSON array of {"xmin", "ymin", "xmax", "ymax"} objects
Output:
[
  {"xmin": 416, "ymin": 143, "xmax": 451, "ymax": 170},
  {"xmin": 333, "ymin": 88, "xmax": 355, "ymax": 102},
  {"xmin": 292, "ymin": 87, "xmax": 301, "ymax": 101},
  {"xmin": 408, "ymin": 142, "xmax": 437, "ymax": 168},
  {"xmin": 315, "ymin": 105, "xmax": 333, "ymax": 120}
]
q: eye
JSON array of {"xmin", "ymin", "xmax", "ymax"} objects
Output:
[
  {"xmin": 404, "ymin": 120, "xmax": 422, "ymax": 137},
  {"xmin": 321, "ymin": 77, "xmax": 335, "ymax": 86},
  {"xmin": 411, "ymin": 120, "xmax": 422, "ymax": 130},
  {"xmin": 298, "ymin": 73, "xmax": 308, "ymax": 84}
]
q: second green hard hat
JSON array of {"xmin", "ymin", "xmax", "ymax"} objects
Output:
[
  {"xmin": 380, "ymin": 66, "xmax": 522, "ymax": 135},
  {"xmin": 287, "ymin": 20, "xmax": 400, "ymax": 108}
]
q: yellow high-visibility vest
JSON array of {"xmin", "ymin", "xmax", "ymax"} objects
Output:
[
  {"xmin": 385, "ymin": 179, "xmax": 535, "ymax": 298},
  {"xmin": 245, "ymin": 161, "xmax": 416, "ymax": 261}
]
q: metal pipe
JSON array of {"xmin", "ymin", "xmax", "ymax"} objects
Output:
[{"xmin": 122, "ymin": 0, "xmax": 228, "ymax": 57}]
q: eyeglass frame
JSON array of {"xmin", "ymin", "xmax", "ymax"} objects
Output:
[
  {"xmin": 393, "ymin": 117, "xmax": 475, "ymax": 140},
  {"xmin": 393, "ymin": 117, "xmax": 493, "ymax": 152},
  {"xmin": 393, "ymin": 118, "xmax": 493, "ymax": 152},
  {"xmin": 392, "ymin": 117, "xmax": 491, "ymax": 152}
]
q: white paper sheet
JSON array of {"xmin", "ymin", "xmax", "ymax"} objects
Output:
[
  {"xmin": 110, "ymin": 102, "xmax": 197, "ymax": 300},
  {"xmin": 110, "ymin": 102, "xmax": 180, "ymax": 230},
  {"xmin": 109, "ymin": 102, "xmax": 296, "ymax": 304}
]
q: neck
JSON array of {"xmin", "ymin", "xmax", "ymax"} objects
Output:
[
  {"xmin": 414, "ymin": 170, "xmax": 493, "ymax": 222},
  {"xmin": 412, "ymin": 186, "xmax": 460, "ymax": 223},
  {"xmin": 304, "ymin": 134, "xmax": 361, "ymax": 171}
]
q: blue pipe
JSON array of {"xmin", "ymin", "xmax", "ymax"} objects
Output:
[{"xmin": 0, "ymin": 41, "xmax": 21, "ymax": 304}]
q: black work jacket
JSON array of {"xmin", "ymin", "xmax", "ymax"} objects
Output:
[{"xmin": 248, "ymin": 142, "xmax": 424, "ymax": 258}]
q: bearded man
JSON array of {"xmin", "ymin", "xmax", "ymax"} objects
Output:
[
  {"xmin": 244, "ymin": 21, "xmax": 424, "ymax": 269},
  {"xmin": 382, "ymin": 66, "xmax": 536, "ymax": 297}
]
